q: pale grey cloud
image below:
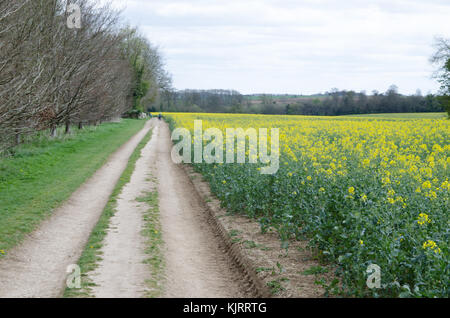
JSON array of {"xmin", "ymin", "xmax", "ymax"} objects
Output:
[{"xmin": 110, "ymin": 0, "xmax": 450, "ymax": 94}]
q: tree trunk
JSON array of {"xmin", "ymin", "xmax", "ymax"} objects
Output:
[
  {"xmin": 15, "ymin": 133, "xmax": 21, "ymax": 146},
  {"xmin": 78, "ymin": 121, "xmax": 83, "ymax": 129},
  {"xmin": 65, "ymin": 121, "xmax": 71, "ymax": 134},
  {"xmin": 50, "ymin": 126, "xmax": 57, "ymax": 138}
]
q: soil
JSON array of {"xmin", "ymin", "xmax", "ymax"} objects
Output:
[
  {"xmin": 155, "ymin": 122, "xmax": 251, "ymax": 298},
  {"xmin": 88, "ymin": 123, "xmax": 159, "ymax": 298}
]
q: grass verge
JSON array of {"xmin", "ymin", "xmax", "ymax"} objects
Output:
[
  {"xmin": 63, "ymin": 128, "xmax": 154, "ymax": 297},
  {"xmin": 137, "ymin": 189, "xmax": 164, "ymax": 298},
  {"xmin": 0, "ymin": 119, "xmax": 147, "ymax": 254}
]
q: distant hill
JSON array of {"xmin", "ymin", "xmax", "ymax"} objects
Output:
[
  {"xmin": 244, "ymin": 94, "xmax": 327, "ymax": 105},
  {"xmin": 245, "ymin": 93, "xmax": 326, "ymax": 101}
]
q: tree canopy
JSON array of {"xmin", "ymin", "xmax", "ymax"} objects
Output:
[{"xmin": 430, "ymin": 37, "xmax": 450, "ymax": 117}]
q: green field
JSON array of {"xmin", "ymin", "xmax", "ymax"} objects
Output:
[{"xmin": 345, "ymin": 112, "xmax": 447, "ymax": 119}]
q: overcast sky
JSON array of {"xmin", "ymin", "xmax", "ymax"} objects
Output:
[{"xmin": 109, "ymin": 0, "xmax": 450, "ymax": 95}]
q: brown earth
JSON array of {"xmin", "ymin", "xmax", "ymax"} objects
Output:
[{"xmin": 155, "ymin": 121, "xmax": 252, "ymax": 298}]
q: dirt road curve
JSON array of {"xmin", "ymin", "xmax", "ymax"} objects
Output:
[{"xmin": 0, "ymin": 120, "xmax": 154, "ymax": 298}]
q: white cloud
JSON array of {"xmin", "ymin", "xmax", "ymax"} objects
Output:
[{"xmin": 112, "ymin": 0, "xmax": 450, "ymax": 94}]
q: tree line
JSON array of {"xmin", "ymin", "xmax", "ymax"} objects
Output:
[
  {"xmin": 0, "ymin": 0, "xmax": 171, "ymax": 152},
  {"xmin": 152, "ymin": 89, "xmax": 243, "ymax": 113},
  {"xmin": 283, "ymin": 87, "xmax": 443, "ymax": 116},
  {"xmin": 158, "ymin": 87, "xmax": 445, "ymax": 116}
]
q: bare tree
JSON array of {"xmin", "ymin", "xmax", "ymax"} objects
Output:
[
  {"xmin": 0, "ymin": 0, "xmax": 169, "ymax": 152},
  {"xmin": 430, "ymin": 37, "xmax": 450, "ymax": 117}
]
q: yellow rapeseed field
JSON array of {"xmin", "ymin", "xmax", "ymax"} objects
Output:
[{"xmin": 164, "ymin": 112, "xmax": 449, "ymax": 297}]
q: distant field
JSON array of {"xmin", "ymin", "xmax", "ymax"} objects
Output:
[{"xmin": 345, "ymin": 112, "xmax": 447, "ymax": 119}]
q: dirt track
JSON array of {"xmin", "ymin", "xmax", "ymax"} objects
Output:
[
  {"xmin": 155, "ymin": 122, "xmax": 246, "ymax": 298},
  {"xmin": 0, "ymin": 120, "xmax": 153, "ymax": 298},
  {"xmin": 87, "ymin": 124, "xmax": 159, "ymax": 298},
  {"xmin": 0, "ymin": 119, "xmax": 249, "ymax": 298},
  {"xmin": 89, "ymin": 121, "xmax": 248, "ymax": 297}
]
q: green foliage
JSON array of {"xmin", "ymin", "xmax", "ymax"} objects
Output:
[
  {"xmin": 437, "ymin": 95, "xmax": 450, "ymax": 118},
  {"xmin": 197, "ymin": 159, "xmax": 448, "ymax": 297},
  {"xmin": 267, "ymin": 278, "xmax": 289, "ymax": 295},
  {"xmin": 301, "ymin": 265, "xmax": 329, "ymax": 275},
  {"xmin": 163, "ymin": 89, "xmax": 445, "ymax": 115},
  {"xmin": 120, "ymin": 27, "xmax": 166, "ymax": 112}
]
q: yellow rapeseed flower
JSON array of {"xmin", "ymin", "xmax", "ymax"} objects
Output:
[
  {"xmin": 422, "ymin": 181, "xmax": 432, "ymax": 189},
  {"xmin": 348, "ymin": 187, "xmax": 355, "ymax": 195},
  {"xmin": 417, "ymin": 213, "xmax": 431, "ymax": 225},
  {"xmin": 422, "ymin": 240, "xmax": 441, "ymax": 254}
]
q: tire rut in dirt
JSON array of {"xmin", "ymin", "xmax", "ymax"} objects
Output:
[{"xmin": 156, "ymin": 122, "xmax": 254, "ymax": 298}]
